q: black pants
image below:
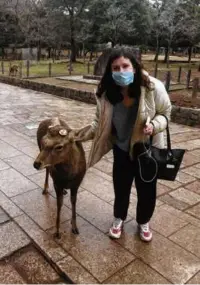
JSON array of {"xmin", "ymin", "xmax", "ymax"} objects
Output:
[{"xmin": 113, "ymin": 144, "xmax": 157, "ymax": 224}]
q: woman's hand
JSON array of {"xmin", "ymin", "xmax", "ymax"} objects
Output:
[{"xmin": 143, "ymin": 123, "xmax": 154, "ymax": 135}]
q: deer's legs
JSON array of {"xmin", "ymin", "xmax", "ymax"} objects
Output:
[
  {"xmin": 43, "ymin": 168, "xmax": 49, "ymax": 194},
  {"xmin": 54, "ymin": 185, "xmax": 63, "ymax": 239},
  {"xmin": 70, "ymin": 188, "xmax": 79, "ymax": 234}
]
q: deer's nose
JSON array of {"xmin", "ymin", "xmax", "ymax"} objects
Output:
[{"xmin": 33, "ymin": 161, "xmax": 42, "ymax": 170}]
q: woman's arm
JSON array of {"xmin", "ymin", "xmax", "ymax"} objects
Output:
[
  {"xmin": 150, "ymin": 79, "xmax": 172, "ymax": 135},
  {"xmin": 73, "ymin": 98, "xmax": 100, "ymax": 142}
]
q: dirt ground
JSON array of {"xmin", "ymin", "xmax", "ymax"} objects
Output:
[
  {"xmin": 170, "ymin": 89, "xmax": 200, "ymax": 108},
  {"xmin": 30, "ymin": 77, "xmax": 97, "ymax": 92}
]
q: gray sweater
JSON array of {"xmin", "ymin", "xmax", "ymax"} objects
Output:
[{"xmin": 112, "ymin": 99, "xmax": 138, "ymax": 151}]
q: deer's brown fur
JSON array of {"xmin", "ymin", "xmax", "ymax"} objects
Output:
[{"xmin": 34, "ymin": 117, "xmax": 86, "ymax": 238}]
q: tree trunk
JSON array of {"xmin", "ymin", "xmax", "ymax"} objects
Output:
[
  {"xmin": 83, "ymin": 42, "xmax": 85, "ymax": 63},
  {"xmin": 37, "ymin": 42, "xmax": 41, "ymax": 62},
  {"xmin": 154, "ymin": 37, "xmax": 160, "ymax": 63},
  {"xmin": 2, "ymin": 47, "xmax": 5, "ymax": 60},
  {"xmin": 89, "ymin": 51, "xmax": 93, "ymax": 61},
  {"xmin": 188, "ymin": 46, "xmax": 192, "ymax": 63},
  {"xmin": 48, "ymin": 47, "xmax": 51, "ymax": 59},
  {"xmin": 52, "ymin": 49, "xmax": 56, "ymax": 63},
  {"xmin": 166, "ymin": 42, "xmax": 171, "ymax": 68},
  {"xmin": 164, "ymin": 46, "xmax": 169, "ymax": 64},
  {"xmin": 70, "ymin": 11, "xmax": 76, "ymax": 63}
]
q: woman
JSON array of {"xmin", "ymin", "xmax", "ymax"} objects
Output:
[{"xmin": 75, "ymin": 47, "xmax": 171, "ymax": 242}]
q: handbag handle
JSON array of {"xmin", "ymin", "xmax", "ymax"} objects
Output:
[{"xmin": 150, "ymin": 115, "xmax": 172, "ymax": 152}]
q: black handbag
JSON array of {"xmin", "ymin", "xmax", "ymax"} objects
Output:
[{"xmin": 137, "ymin": 116, "xmax": 185, "ymax": 182}]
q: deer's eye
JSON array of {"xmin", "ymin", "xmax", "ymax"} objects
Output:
[{"xmin": 54, "ymin": 145, "xmax": 64, "ymax": 151}]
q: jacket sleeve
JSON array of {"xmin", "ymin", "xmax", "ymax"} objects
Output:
[
  {"xmin": 151, "ymin": 79, "xmax": 172, "ymax": 135},
  {"xmin": 73, "ymin": 98, "xmax": 100, "ymax": 142}
]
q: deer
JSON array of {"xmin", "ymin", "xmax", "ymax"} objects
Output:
[
  {"xmin": 9, "ymin": 65, "xmax": 18, "ymax": 77},
  {"xmin": 33, "ymin": 117, "xmax": 86, "ymax": 238}
]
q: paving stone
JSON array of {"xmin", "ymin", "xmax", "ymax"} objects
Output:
[
  {"xmin": 48, "ymin": 217, "xmax": 135, "ymax": 283},
  {"xmin": 81, "ymin": 171, "xmax": 114, "ymax": 202},
  {"xmin": 169, "ymin": 187, "xmax": 200, "ymax": 206},
  {"xmin": 0, "ymin": 190, "xmax": 22, "ymax": 218},
  {"xmin": 28, "ymin": 171, "xmax": 54, "ymax": 191},
  {"xmin": 181, "ymin": 152, "xmax": 200, "ymax": 168},
  {"xmin": 4, "ymin": 154, "xmax": 39, "ymax": 176},
  {"xmin": 105, "ymin": 259, "xmax": 170, "ymax": 284},
  {"xmin": 57, "ymin": 256, "xmax": 98, "ymax": 284},
  {"xmin": 94, "ymin": 159, "xmax": 113, "ymax": 175},
  {"xmin": 187, "ymin": 272, "xmax": 200, "ymax": 284},
  {"xmin": 12, "ymin": 248, "xmax": 60, "ymax": 283},
  {"xmin": 182, "ymin": 166, "xmax": 200, "ymax": 179},
  {"xmin": 20, "ymin": 145, "xmax": 39, "ymax": 159},
  {"xmin": 158, "ymin": 179, "xmax": 182, "ymax": 189},
  {"xmin": 159, "ymin": 203, "xmax": 200, "ymax": 228},
  {"xmin": 151, "ymin": 207, "xmax": 188, "ymax": 237},
  {"xmin": 0, "ymin": 221, "xmax": 30, "ymax": 259},
  {"xmin": 0, "ymin": 168, "xmax": 37, "ymax": 197},
  {"xmin": 0, "ymin": 140, "xmax": 22, "ymax": 159},
  {"xmin": 15, "ymin": 214, "xmax": 67, "ymax": 263},
  {"xmin": 0, "ymin": 207, "xmax": 9, "ymax": 224},
  {"xmin": 169, "ymin": 224, "xmax": 200, "ymax": 258},
  {"xmin": 0, "ymin": 159, "xmax": 10, "ymax": 170},
  {"xmin": 190, "ymin": 149, "xmax": 200, "ymax": 156},
  {"xmin": 0, "ymin": 263, "xmax": 25, "ymax": 284},
  {"xmin": 103, "ymin": 150, "xmax": 113, "ymax": 160},
  {"xmin": 65, "ymin": 190, "xmax": 114, "ymax": 233},
  {"xmin": 159, "ymin": 193, "xmax": 190, "ymax": 210},
  {"xmin": 174, "ymin": 141, "xmax": 200, "ymax": 151},
  {"xmin": 176, "ymin": 171, "xmax": 196, "ymax": 184},
  {"xmin": 185, "ymin": 181, "xmax": 200, "ymax": 195},
  {"xmin": 186, "ymin": 204, "xmax": 200, "ymax": 219},
  {"xmin": 157, "ymin": 183, "xmax": 172, "ymax": 196},
  {"xmin": 88, "ymin": 167, "xmax": 112, "ymax": 181},
  {"xmin": 1, "ymin": 82, "xmax": 200, "ymax": 285},
  {"xmin": 12, "ymin": 189, "xmax": 71, "ymax": 230},
  {"xmin": 171, "ymin": 132, "xmax": 200, "ymax": 143},
  {"xmin": 118, "ymin": 221, "xmax": 200, "ymax": 284},
  {"xmin": 0, "ymin": 127, "xmax": 17, "ymax": 137},
  {"xmin": 1, "ymin": 133, "xmax": 36, "ymax": 149}
]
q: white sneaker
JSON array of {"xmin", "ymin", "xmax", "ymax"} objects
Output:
[
  {"xmin": 109, "ymin": 218, "xmax": 123, "ymax": 239},
  {"xmin": 139, "ymin": 223, "xmax": 152, "ymax": 242}
]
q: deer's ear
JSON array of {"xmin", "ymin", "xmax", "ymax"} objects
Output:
[{"xmin": 70, "ymin": 125, "xmax": 92, "ymax": 142}]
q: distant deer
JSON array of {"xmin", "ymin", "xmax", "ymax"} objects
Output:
[
  {"xmin": 33, "ymin": 117, "xmax": 86, "ymax": 238},
  {"xmin": 9, "ymin": 65, "xmax": 18, "ymax": 77}
]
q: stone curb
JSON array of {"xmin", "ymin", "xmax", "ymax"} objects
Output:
[
  {"xmin": 0, "ymin": 75, "xmax": 96, "ymax": 105},
  {"xmin": 0, "ymin": 75, "xmax": 200, "ymax": 127}
]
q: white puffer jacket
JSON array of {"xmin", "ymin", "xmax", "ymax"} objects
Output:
[{"xmin": 76, "ymin": 76, "xmax": 172, "ymax": 168}]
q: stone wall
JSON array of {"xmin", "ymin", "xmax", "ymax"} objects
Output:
[
  {"xmin": 0, "ymin": 75, "xmax": 96, "ymax": 104},
  {"xmin": 171, "ymin": 106, "xmax": 200, "ymax": 127},
  {"xmin": 0, "ymin": 75, "xmax": 200, "ymax": 127},
  {"xmin": 83, "ymin": 75, "xmax": 101, "ymax": 81}
]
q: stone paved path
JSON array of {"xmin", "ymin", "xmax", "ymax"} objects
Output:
[{"xmin": 0, "ymin": 82, "xmax": 200, "ymax": 284}]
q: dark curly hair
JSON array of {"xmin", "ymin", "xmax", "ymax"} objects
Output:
[{"xmin": 96, "ymin": 47, "xmax": 150, "ymax": 105}]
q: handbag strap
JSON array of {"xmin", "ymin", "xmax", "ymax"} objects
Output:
[{"xmin": 150, "ymin": 115, "xmax": 172, "ymax": 151}]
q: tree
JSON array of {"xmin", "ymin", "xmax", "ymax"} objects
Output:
[
  {"xmin": 44, "ymin": 0, "xmax": 91, "ymax": 62},
  {"xmin": 159, "ymin": 1, "xmax": 183, "ymax": 67},
  {"xmin": 177, "ymin": 0, "xmax": 200, "ymax": 62},
  {"xmin": 0, "ymin": 0, "xmax": 23, "ymax": 58}
]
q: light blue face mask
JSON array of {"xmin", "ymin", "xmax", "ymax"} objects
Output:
[{"xmin": 112, "ymin": 71, "xmax": 134, "ymax": 87}]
